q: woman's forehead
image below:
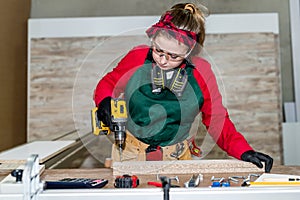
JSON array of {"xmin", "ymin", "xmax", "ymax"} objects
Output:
[{"xmin": 153, "ymin": 34, "xmax": 189, "ymax": 54}]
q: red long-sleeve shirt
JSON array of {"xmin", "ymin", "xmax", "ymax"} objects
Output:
[{"xmin": 94, "ymin": 45, "xmax": 253, "ymax": 159}]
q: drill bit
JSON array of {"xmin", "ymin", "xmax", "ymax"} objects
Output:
[
  {"xmin": 119, "ymin": 146, "xmax": 123, "ymax": 161},
  {"xmin": 115, "ymin": 130, "xmax": 125, "ymax": 162}
]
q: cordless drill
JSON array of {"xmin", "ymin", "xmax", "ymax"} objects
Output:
[{"xmin": 91, "ymin": 98, "xmax": 127, "ymax": 160}]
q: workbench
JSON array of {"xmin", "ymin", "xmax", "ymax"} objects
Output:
[
  {"xmin": 1, "ymin": 164, "xmax": 300, "ymax": 200},
  {"xmin": 41, "ymin": 165, "xmax": 300, "ymax": 188}
]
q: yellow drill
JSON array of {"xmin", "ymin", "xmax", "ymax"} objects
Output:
[{"xmin": 91, "ymin": 98, "xmax": 127, "ymax": 161}]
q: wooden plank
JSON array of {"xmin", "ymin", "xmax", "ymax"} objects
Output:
[
  {"xmin": 0, "ymin": 141, "xmax": 75, "ymax": 164},
  {"xmin": 112, "ymin": 159, "xmax": 264, "ymax": 176}
]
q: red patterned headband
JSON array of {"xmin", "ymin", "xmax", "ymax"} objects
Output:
[{"xmin": 146, "ymin": 12, "xmax": 198, "ymax": 47}]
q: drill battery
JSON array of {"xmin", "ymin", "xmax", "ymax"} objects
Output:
[{"xmin": 114, "ymin": 174, "xmax": 139, "ymax": 188}]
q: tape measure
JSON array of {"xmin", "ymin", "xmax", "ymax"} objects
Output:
[{"xmin": 114, "ymin": 174, "xmax": 139, "ymax": 188}]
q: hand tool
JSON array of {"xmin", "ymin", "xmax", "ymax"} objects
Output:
[
  {"xmin": 210, "ymin": 176, "xmax": 226, "ymax": 187},
  {"xmin": 211, "ymin": 181, "xmax": 221, "ymax": 187},
  {"xmin": 156, "ymin": 174, "xmax": 179, "ymax": 182},
  {"xmin": 241, "ymin": 174, "xmax": 261, "ymax": 187},
  {"xmin": 159, "ymin": 176, "xmax": 172, "ymax": 200},
  {"xmin": 156, "ymin": 175, "xmax": 180, "ymax": 200},
  {"xmin": 147, "ymin": 181, "xmax": 180, "ymax": 187},
  {"xmin": 248, "ymin": 174, "xmax": 261, "ymax": 181},
  {"xmin": 211, "ymin": 176, "xmax": 224, "ymax": 182},
  {"xmin": 148, "ymin": 181, "xmax": 163, "ymax": 187},
  {"xmin": 149, "ymin": 175, "xmax": 180, "ymax": 188},
  {"xmin": 114, "ymin": 174, "xmax": 139, "ymax": 188},
  {"xmin": 221, "ymin": 181, "xmax": 231, "ymax": 187},
  {"xmin": 231, "ymin": 175, "xmax": 247, "ymax": 180},
  {"xmin": 184, "ymin": 174, "xmax": 203, "ymax": 188},
  {"xmin": 228, "ymin": 177, "xmax": 239, "ymax": 184},
  {"xmin": 91, "ymin": 98, "xmax": 127, "ymax": 160},
  {"xmin": 211, "ymin": 175, "xmax": 251, "ymax": 187}
]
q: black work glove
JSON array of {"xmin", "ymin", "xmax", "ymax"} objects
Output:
[
  {"xmin": 241, "ymin": 150, "xmax": 273, "ymax": 173},
  {"xmin": 97, "ymin": 96, "xmax": 112, "ymax": 129}
]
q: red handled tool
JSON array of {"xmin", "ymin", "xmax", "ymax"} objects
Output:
[
  {"xmin": 147, "ymin": 181, "xmax": 180, "ymax": 188},
  {"xmin": 148, "ymin": 181, "xmax": 163, "ymax": 187}
]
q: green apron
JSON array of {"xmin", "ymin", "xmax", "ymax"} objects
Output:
[{"xmin": 125, "ymin": 57, "xmax": 204, "ymax": 147}]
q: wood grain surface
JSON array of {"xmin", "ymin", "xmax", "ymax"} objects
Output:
[{"xmin": 112, "ymin": 159, "xmax": 264, "ymax": 176}]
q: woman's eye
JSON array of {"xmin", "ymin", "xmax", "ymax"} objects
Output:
[
  {"xmin": 155, "ymin": 48, "xmax": 164, "ymax": 53},
  {"xmin": 170, "ymin": 54, "xmax": 179, "ymax": 59}
]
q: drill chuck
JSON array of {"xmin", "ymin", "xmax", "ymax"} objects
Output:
[
  {"xmin": 114, "ymin": 131, "xmax": 125, "ymax": 149},
  {"xmin": 113, "ymin": 122, "xmax": 126, "ymax": 149}
]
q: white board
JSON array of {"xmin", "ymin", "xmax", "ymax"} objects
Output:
[{"xmin": 0, "ymin": 141, "xmax": 75, "ymax": 163}]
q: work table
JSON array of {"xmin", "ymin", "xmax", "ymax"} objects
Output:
[
  {"xmin": 40, "ymin": 165, "xmax": 300, "ymax": 188},
  {"xmin": 1, "ymin": 165, "xmax": 300, "ymax": 200},
  {"xmin": 1, "ymin": 165, "xmax": 300, "ymax": 188},
  {"xmin": 1, "ymin": 164, "xmax": 300, "ymax": 188}
]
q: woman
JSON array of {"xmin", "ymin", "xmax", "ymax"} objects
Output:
[{"xmin": 94, "ymin": 3, "xmax": 273, "ymax": 172}]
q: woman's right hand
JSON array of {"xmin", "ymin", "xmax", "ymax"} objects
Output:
[{"xmin": 97, "ymin": 96, "xmax": 112, "ymax": 129}]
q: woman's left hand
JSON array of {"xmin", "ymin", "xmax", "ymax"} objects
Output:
[{"xmin": 241, "ymin": 150, "xmax": 273, "ymax": 173}]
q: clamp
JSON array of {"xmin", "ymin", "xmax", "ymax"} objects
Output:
[
  {"xmin": 158, "ymin": 175, "xmax": 180, "ymax": 200},
  {"xmin": 210, "ymin": 176, "xmax": 239, "ymax": 187},
  {"xmin": 241, "ymin": 174, "xmax": 261, "ymax": 187},
  {"xmin": 184, "ymin": 174, "xmax": 203, "ymax": 188},
  {"xmin": 210, "ymin": 176, "xmax": 225, "ymax": 187}
]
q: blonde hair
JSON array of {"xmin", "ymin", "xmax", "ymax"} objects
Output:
[{"xmin": 168, "ymin": 2, "xmax": 209, "ymax": 47}]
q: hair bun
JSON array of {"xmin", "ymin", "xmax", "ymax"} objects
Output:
[{"xmin": 184, "ymin": 3, "xmax": 195, "ymax": 14}]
